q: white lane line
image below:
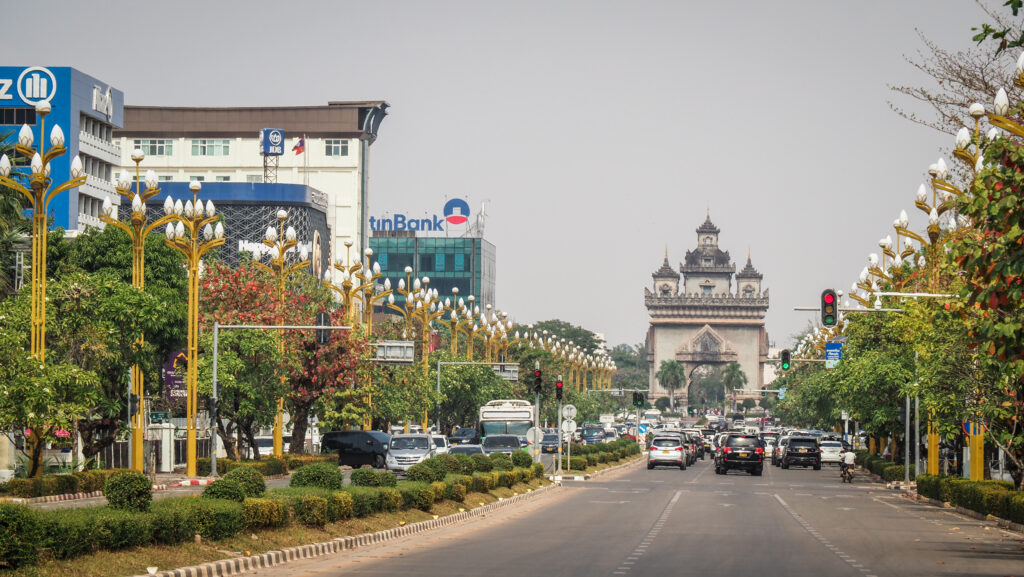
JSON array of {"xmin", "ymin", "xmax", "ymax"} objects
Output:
[
  {"xmin": 774, "ymin": 494, "xmax": 877, "ymax": 576},
  {"xmin": 618, "ymin": 489, "xmax": 682, "ymax": 574},
  {"xmin": 873, "ymin": 498, "xmax": 901, "ymax": 510}
]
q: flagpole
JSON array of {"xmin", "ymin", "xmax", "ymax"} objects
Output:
[{"xmin": 303, "ymin": 133, "xmax": 309, "ymax": 187}]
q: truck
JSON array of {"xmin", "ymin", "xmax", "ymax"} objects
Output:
[
  {"xmin": 478, "ymin": 399, "xmax": 535, "ymax": 440},
  {"xmin": 599, "ymin": 413, "xmax": 616, "ymax": 427}
]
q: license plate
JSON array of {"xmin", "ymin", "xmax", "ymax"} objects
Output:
[
  {"xmin": 662, "ymin": 450, "xmax": 672, "ymax": 455},
  {"xmin": 738, "ymin": 452, "xmax": 748, "ymax": 457},
  {"xmin": 799, "ymin": 449, "xmax": 808, "ymax": 453}
]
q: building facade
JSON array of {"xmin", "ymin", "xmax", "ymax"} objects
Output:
[
  {"xmin": 370, "ymin": 231, "xmax": 497, "ymax": 311},
  {"xmin": 115, "ymin": 102, "xmax": 388, "ymax": 266},
  {"xmin": 644, "ymin": 214, "xmax": 770, "ymax": 408},
  {"xmin": 0, "ymin": 66, "xmax": 124, "ymax": 233}
]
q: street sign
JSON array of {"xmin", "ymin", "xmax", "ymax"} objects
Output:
[
  {"xmin": 825, "ymin": 342, "xmax": 843, "ymax": 369},
  {"xmin": 841, "ymin": 410, "xmax": 849, "ymax": 421},
  {"xmin": 562, "ymin": 404, "xmax": 577, "ymax": 420},
  {"xmin": 637, "ymin": 424, "xmax": 648, "ymax": 435},
  {"xmin": 778, "ymin": 386, "xmax": 787, "ymax": 400},
  {"xmin": 526, "ymin": 427, "xmax": 543, "ymax": 445},
  {"xmin": 561, "ymin": 419, "xmax": 578, "ymax": 434}
]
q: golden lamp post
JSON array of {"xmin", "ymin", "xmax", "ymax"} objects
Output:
[
  {"xmin": 98, "ymin": 150, "xmax": 178, "ymax": 471},
  {"xmin": 252, "ymin": 210, "xmax": 310, "ymax": 459},
  {"xmin": 163, "ymin": 181, "xmax": 225, "ymax": 477},
  {"xmin": 0, "ymin": 102, "xmax": 86, "ymax": 363}
]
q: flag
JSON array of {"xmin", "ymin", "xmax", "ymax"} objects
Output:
[{"xmin": 292, "ymin": 137, "xmax": 305, "ymax": 155}]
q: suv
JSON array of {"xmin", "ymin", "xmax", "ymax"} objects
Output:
[
  {"xmin": 781, "ymin": 436, "xmax": 821, "ymax": 470},
  {"xmin": 449, "ymin": 427, "xmax": 480, "ymax": 445},
  {"xmin": 482, "ymin": 434, "xmax": 521, "ymax": 455},
  {"xmin": 715, "ymin": 434, "xmax": 764, "ymax": 476},
  {"xmin": 320, "ymin": 430, "xmax": 391, "ymax": 468},
  {"xmin": 648, "ymin": 435, "xmax": 687, "ymax": 470},
  {"xmin": 580, "ymin": 426, "xmax": 606, "ymax": 445},
  {"xmin": 772, "ymin": 435, "xmax": 790, "ymax": 467},
  {"xmin": 385, "ymin": 434, "xmax": 435, "ymax": 472}
]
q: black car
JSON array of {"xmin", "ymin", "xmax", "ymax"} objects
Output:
[
  {"xmin": 715, "ymin": 434, "xmax": 764, "ymax": 476},
  {"xmin": 320, "ymin": 430, "xmax": 391, "ymax": 468},
  {"xmin": 448, "ymin": 444, "xmax": 485, "ymax": 455},
  {"xmin": 540, "ymin": 433, "xmax": 561, "ymax": 453},
  {"xmin": 450, "ymin": 427, "xmax": 481, "ymax": 445},
  {"xmin": 781, "ymin": 436, "xmax": 821, "ymax": 470},
  {"xmin": 482, "ymin": 434, "xmax": 521, "ymax": 455}
]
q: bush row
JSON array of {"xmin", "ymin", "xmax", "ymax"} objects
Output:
[
  {"xmin": 0, "ymin": 469, "xmax": 129, "ymax": 498},
  {"xmin": 916, "ymin": 474, "xmax": 1023, "ymax": 523},
  {"xmin": 197, "ymin": 456, "xmax": 288, "ymax": 477}
]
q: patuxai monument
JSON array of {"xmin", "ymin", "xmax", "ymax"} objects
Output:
[{"xmin": 644, "ymin": 213, "xmax": 770, "ymax": 408}]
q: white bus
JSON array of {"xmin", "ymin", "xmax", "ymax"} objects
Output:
[{"xmin": 478, "ymin": 399, "xmax": 535, "ymax": 440}]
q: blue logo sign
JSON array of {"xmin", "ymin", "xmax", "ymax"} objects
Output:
[
  {"xmin": 443, "ymin": 198, "xmax": 470, "ymax": 225},
  {"xmin": 0, "ymin": 66, "xmax": 58, "ymax": 107},
  {"xmin": 370, "ymin": 199, "xmax": 471, "ymax": 232},
  {"xmin": 825, "ymin": 342, "xmax": 843, "ymax": 369},
  {"xmin": 260, "ymin": 128, "xmax": 285, "ymax": 156}
]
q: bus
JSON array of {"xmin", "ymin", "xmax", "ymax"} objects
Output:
[{"xmin": 478, "ymin": 399, "xmax": 535, "ymax": 440}]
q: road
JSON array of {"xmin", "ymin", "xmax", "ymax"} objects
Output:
[{"xmin": 249, "ymin": 456, "xmax": 1024, "ymax": 577}]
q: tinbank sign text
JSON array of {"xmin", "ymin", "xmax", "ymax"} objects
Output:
[{"xmin": 370, "ymin": 198, "xmax": 470, "ymax": 232}]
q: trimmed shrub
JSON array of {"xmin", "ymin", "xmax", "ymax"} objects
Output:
[
  {"xmin": 532, "ymin": 461, "xmax": 545, "ymax": 478},
  {"xmin": 407, "ymin": 461, "xmax": 444, "ymax": 483},
  {"xmin": 224, "ymin": 465, "xmax": 266, "ymax": 498},
  {"xmin": 286, "ymin": 454, "xmax": 337, "ymax": 470},
  {"xmin": 423, "ymin": 456, "xmax": 451, "ymax": 480},
  {"xmin": 562, "ymin": 456, "xmax": 587, "ymax": 470},
  {"xmin": 90, "ymin": 508, "xmax": 153, "ymax": 552},
  {"xmin": 470, "ymin": 453, "xmax": 493, "ymax": 472},
  {"xmin": 342, "ymin": 486, "xmax": 381, "ymax": 517},
  {"xmin": 294, "ymin": 496, "xmax": 329, "ymax": 527},
  {"xmin": 398, "ymin": 482, "xmax": 435, "ymax": 511},
  {"xmin": 290, "ymin": 462, "xmax": 344, "ymax": 490},
  {"xmin": 436, "ymin": 454, "xmax": 462, "ymax": 475},
  {"xmin": 880, "ymin": 465, "xmax": 915, "ymax": 482},
  {"xmin": 104, "ymin": 470, "xmax": 153, "ymax": 512},
  {"xmin": 150, "ymin": 498, "xmax": 200, "ymax": 545},
  {"xmin": 242, "ymin": 497, "xmax": 289, "ymax": 529},
  {"xmin": 471, "ymin": 472, "xmax": 494, "ymax": 492},
  {"xmin": 203, "ymin": 479, "xmax": 246, "ymax": 502},
  {"xmin": 0, "ymin": 504, "xmax": 42, "ymax": 568},
  {"xmin": 510, "ymin": 450, "xmax": 532, "ymax": 468},
  {"xmin": 489, "ymin": 452, "xmax": 514, "ymax": 471},
  {"xmin": 183, "ymin": 497, "xmax": 245, "ymax": 540},
  {"xmin": 445, "ymin": 480, "xmax": 467, "ymax": 502},
  {"xmin": 54, "ymin": 474, "xmax": 80, "ymax": 495},
  {"xmin": 430, "ymin": 481, "xmax": 447, "ymax": 501},
  {"xmin": 330, "ymin": 491, "xmax": 354, "ymax": 521},
  {"xmin": 350, "ymin": 468, "xmax": 395, "ymax": 487},
  {"xmin": 379, "ymin": 487, "xmax": 404, "ymax": 512},
  {"xmin": 260, "ymin": 456, "xmax": 289, "ymax": 476},
  {"xmin": 39, "ymin": 507, "xmax": 152, "ymax": 558},
  {"xmin": 915, "ymin": 474, "xmax": 942, "ymax": 500},
  {"xmin": 452, "ymin": 453, "xmax": 475, "ymax": 475}
]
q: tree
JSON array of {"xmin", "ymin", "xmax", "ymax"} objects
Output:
[
  {"xmin": 741, "ymin": 398, "xmax": 757, "ymax": 413},
  {"xmin": 529, "ymin": 319, "xmax": 600, "ymax": 354},
  {"xmin": 430, "ymin": 350, "xmax": 514, "ymax": 432},
  {"xmin": 721, "ymin": 362, "xmax": 748, "ymax": 393},
  {"xmin": 610, "ymin": 343, "xmax": 648, "ymax": 391},
  {"xmin": 655, "ymin": 360, "xmax": 686, "ymax": 413}
]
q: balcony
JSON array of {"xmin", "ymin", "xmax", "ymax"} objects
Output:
[
  {"xmin": 80, "ymin": 174, "xmax": 115, "ymax": 199},
  {"xmin": 78, "ymin": 131, "xmax": 121, "ymax": 165}
]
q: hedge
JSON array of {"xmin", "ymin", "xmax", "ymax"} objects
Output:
[
  {"xmin": 289, "ymin": 462, "xmax": 344, "ymax": 490},
  {"xmin": 286, "ymin": 454, "xmax": 337, "ymax": 470},
  {"xmin": 104, "ymin": 471, "xmax": 153, "ymax": 512},
  {"xmin": 197, "ymin": 456, "xmax": 288, "ymax": 477},
  {"xmin": 202, "ymin": 479, "xmax": 246, "ymax": 502},
  {"xmin": 350, "ymin": 468, "xmax": 397, "ymax": 487},
  {"xmin": 242, "ymin": 497, "xmax": 290, "ymax": 529},
  {"xmin": 880, "ymin": 464, "xmax": 915, "ymax": 482},
  {"xmin": 916, "ymin": 474, "xmax": 1024, "ymax": 524},
  {"xmin": 397, "ymin": 482, "xmax": 436, "ymax": 511},
  {"xmin": 0, "ymin": 504, "xmax": 42, "ymax": 568},
  {"xmin": 0, "ymin": 469, "xmax": 127, "ymax": 498},
  {"xmin": 223, "ymin": 465, "xmax": 266, "ymax": 498}
]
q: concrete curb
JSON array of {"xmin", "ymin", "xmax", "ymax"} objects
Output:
[
  {"xmin": 2, "ymin": 484, "xmax": 169, "ymax": 505},
  {"xmin": 548, "ymin": 453, "xmax": 644, "ymax": 482},
  {"xmin": 132, "ymin": 482, "xmax": 563, "ymax": 577},
  {"xmin": 908, "ymin": 493, "xmax": 1024, "ymax": 535}
]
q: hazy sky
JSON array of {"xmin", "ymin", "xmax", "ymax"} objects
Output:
[{"xmin": 3, "ymin": 1, "xmax": 1001, "ymax": 349}]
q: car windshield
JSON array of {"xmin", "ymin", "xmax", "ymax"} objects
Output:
[
  {"xmin": 483, "ymin": 436, "xmax": 519, "ymax": 448},
  {"xmin": 433, "ymin": 438, "xmax": 446, "ymax": 447},
  {"xmin": 453, "ymin": 428, "xmax": 475, "ymax": 437},
  {"xmin": 727, "ymin": 436, "xmax": 760, "ymax": 447},
  {"xmin": 582, "ymin": 427, "xmax": 604, "ymax": 436},
  {"xmin": 789, "ymin": 439, "xmax": 818, "ymax": 448},
  {"xmin": 651, "ymin": 438, "xmax": 680, "ymax": 448},
  {"xmin": 542, "ymin": 434, "xmax": 559, "ymax": 442},
  {"xmin": 391, "ymin": 437, "xmax": 429, "ymax": 450},
  {"xmin": 821, "ymin": 441, "xmax": 842, "ymax": 448},
  {"xmin": 449, "ymin": 445, "xmax": 483, "ymax": 455}
]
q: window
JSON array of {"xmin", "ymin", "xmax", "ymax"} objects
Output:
[
  {"xmin": 216, "ymin": 176, "xmax": 230, "ymax": 182},
  {"xmin": 702, "ymin": 286, "xmax": 712, "ymax": 296},
  {"xmin": 133, "ymin": 139, "xmax": 174, "ymax": 156},
  {"xmin": 158, "ymin": 176, "xmax": 172, "ymax": 181},
  {"xmin": 189, "ymin": 176, "xmax": 205, "ymax": 182},
  {"xmin": 420, "ymin": 254, "xmax": 434, "ymax": 271},
  {"xmin": 246, "ymin": 175, "xmax": 263, "ymax": 183},
  {"xmin": 702, "ymin": 258, "xmax": 712, "ymax": 266},
  {"xmin": 1, "ymin": 107, "xmax": 36, "ymax": 126},
  {"xmin": 378, "ymin": 253, "xmax": 388, "ymax": 271},
  {"xmin": 743, "ymin": 286, "xmax": 754, "ymax": 298},
  {"xmin": 435, "ymin": 254, "xmax": 445, "ymax": 271},
  {"xmin": 191, "ymin": 139, "xmax": 231, "ymax": 156},
  {"xmin": 454, "ymin": 253, "xmax": 465, "ymax": 272},
  {"xmin": 704, "ymin": 236, "xmax": 712, "ymax": 245},
  {"xmin": 325, "ymin": 139, "xmax": 349, "ymax": 156}
]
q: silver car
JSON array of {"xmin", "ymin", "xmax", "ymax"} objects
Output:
[
  {"xmin": 385, "ymin": 434, "xmax": 435, "ymax": 472},
  {"xmin": 647, "ymin": 435, "xmax": 688, "ymax": 470}
]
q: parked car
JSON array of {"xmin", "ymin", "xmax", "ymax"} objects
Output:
[
  {"xmin": 482, "ymin": 434, "xmax": 522, "ymax": 455},
  {"xmin": 320, "ymin": 430, "xmax": 391, "ymax": 468},
  {"xmin": 432, "ymin": 435, "xmax": 450, "ymax": 455},
  {"xmin": 781, "ymin": 436, "xmax": 821, "ymax": 470},
  {"xmin": 541, "ymin": 433, "xmax": 561, "ymax": 454},
  {"xmin": 449, "ymin": 427, "xmax": 481, "ymax": 445},
  {"xmin": 448, "ymin": 444, "xmax": 485, "ymax": 456},
  {"xmin": 648, "ymin": 435, "xmax": 688, "ymax": 470},
  {"xmin": 819, "ymin": 440, "xmax": 843, "ymax": 465},
  {"xmin": 385, "ymin": 434, "xmax": 435, "ymax": 473},
  {"xmin": 715, "ymin": 434, "xmax": 764, "ymax": 476}
]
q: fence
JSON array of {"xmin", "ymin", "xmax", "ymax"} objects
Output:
[{"xmin": 96, "ymin": 438, "xmax": 211, "ymax": 470}]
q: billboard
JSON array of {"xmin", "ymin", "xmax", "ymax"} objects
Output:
[{"xmin": 259, "ymin": 128, "xmax": 285, "ymax": 156}]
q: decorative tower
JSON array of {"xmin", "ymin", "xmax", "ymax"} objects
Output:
[{"xmin": 651, "ymin": 248, "xmax": 679, "ymax": 297}]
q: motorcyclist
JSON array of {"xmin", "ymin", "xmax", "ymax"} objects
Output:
[{"xmin": 841, "ymin": 450, "xmax": 856, "ymax": 480}]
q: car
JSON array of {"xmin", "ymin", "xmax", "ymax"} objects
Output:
[
  {"xmin": 449, "ymin": 427, "xmax": 481, "ymax": 445},
  {"xmin": 781, "ymin": 436, "xmax": 821, "ymax": 470},
  {"xmin": 819, "ymin": 440, "xmax": 843, "ymax": 465},
  {"xmin": 648, "ymin": 435, "xmax": 688, "ymax": 470},
  {"xmin": 385, "ymin": 434, "xmax": 435, "ymax": 472},
  {"xmin": 320, "ymin": 430, "xmax": 391, "ymax": 468},
  {"xmin": 540, "ymin": 433, "xmax": 561, "ymax": 453},
  {"xmin": 448, "ymin": 444, "xmax": 485, "ymax": 455},
  {"xmin": 682, "ymin": 432, "xmax": 701, "ymax": 463},
  {"xmin": 773, "ymin": 435, "xmax": 791, "ymax": 467},
  {"xmin": 580, "ymin": 426, "xmax": 606, "ymax": 445},
  {"xmin": 432, "ymin": 435, "xmax": 450, "ymax": 455},
  {"xmin": 715, "ymin": 434, "xmax": 764, "ymax": 476},
  {"xmin": 482, "ymin": 434, "xmax": 521, "ymax": 455}
]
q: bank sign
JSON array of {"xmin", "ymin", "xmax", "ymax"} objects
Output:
[
  {"xmin": 370, "ymin": 198, "xmax": 470, "ymax": 232},
  {"xmin": 259, "ymin": 127, "xmax": 285, "ymax": 156}
]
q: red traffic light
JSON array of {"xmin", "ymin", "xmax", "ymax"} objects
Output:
[
  {"xmin": 535, "ymin": 369, "xmax": 542, "ymax": 378},
  {"xmin": 823, "ymin": 293, "xmax": 835, "ymax": 304}
]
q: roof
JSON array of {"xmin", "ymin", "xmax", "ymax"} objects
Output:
[
  {"xmin": 696, "ymin": 214, "xmax": 720, "ymax": 235},
  {"xmin": 736, "ymin": 255, "xmax": 763, "ymax": 279}
]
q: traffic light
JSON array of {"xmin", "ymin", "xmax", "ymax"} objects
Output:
[
  {"xmin": 780, "ymin": 349, "xmax": 792, "ymax": 371},
  {"xmin": 760, "ymin": 387, "xmax": 767, "ymax": 398},
  {"xmin": 556, "ymin": 378, "xmax": 563, "ymax": 400},
  {"xmin": 208, "ymin": 397, "xmax": 218, "ymax": 417},
  {"xmin": 821, "ymin": 288, "xmax": 838, "ymax": 327},
  {"xmin": 128, "ymin": 394, "xmax": 140, "ymax": 418},
  {"xmin": 533, "ymin": 368, "xmax": 542, "ymax": 393},
  {"xmin": 634, "ymin": 392, "xmax": 644, "ymax": 407},
  {"xmin": 688, "ymin": 407, "xmax": 694, "ymax": 416}
]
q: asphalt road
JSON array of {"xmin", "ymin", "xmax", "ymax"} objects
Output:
[{"xmin": 252, "ymin": 455, "xmax": 1024, "ymax": 577}]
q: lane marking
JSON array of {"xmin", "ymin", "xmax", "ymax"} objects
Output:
[
  {"xmin": 775, "ymin": 493, "xmax": 877, "ymax": 576},
  {"xmin": 614, "ymin": 489, "xmax": 682, "ymax": 574}
]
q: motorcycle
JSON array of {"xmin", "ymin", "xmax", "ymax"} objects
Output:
[{"xmin": 841, "ymin": 464, "xmax": 854, "ymax": 483}]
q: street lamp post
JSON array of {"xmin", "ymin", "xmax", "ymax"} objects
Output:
[
  {"xmin": 163, "ymin": 181, "xmax": 225, "ymax": 477},
  {"xmin": 252, "ymin": 210, "xmax": 310, "ymax": 459},
  {"xmin": 99, "ymin": 150, "xmax": 177, "ymax": 471}
]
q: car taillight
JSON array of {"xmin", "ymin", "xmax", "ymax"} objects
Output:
[
  {"xmin": 755, "ymin": 447, "xmax": 764, "ymax": 454},
  {"xmin": 723, "ymin": 447, "xmax": 732, "ymax": 453}
]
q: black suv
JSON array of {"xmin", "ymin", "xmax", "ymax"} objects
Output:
[
  {"xmin": 450, "ymin": 427, "xmax": 481, "ymax": 445},
  {"xmin": 320, "ymin": 430, "xmax": 391, "ymax": 468},
  {"xmin": 781, "ymin": 436, "xmax": 821, "ymax": 470},
  {"xmin": 715, "ymin": 434, "xmax": 764, "ymax": 476}
]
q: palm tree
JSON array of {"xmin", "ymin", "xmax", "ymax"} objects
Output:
[
  {"xmin": 655, "ymin": 360, "xmax": 687, "ymax": 413},
  {"xmin": 721, "ymin": 361, "xmax": 748, "ymax": 411}
]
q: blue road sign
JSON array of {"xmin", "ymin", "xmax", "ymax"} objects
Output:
[
  {"xmin": 637, "ymin": 424, "xmax": 648, "ymax": 435},
  {"xmin": 778, "ymin": 386, "xmax": 787, "ymax": 400},
  {"xmin": 825, "ymin": 342, "xmax": 843, "ymax": 369}
]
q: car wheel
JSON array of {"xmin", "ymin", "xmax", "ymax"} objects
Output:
[
  {"xmin": 374, "ymin": 454, "xmax": 385, "ymax": 469},
  {"xmin": 752, "ymin": 467, "xmax": 763, "ymax": 476},
  {"xmin": 813, "ymin": 463, "xmax": 821, "ymax": 471},
  {"xmin": 680, "ymin": 463, "xmax": 686, "ymax": 471},
  {"xmin": 781, "ymin": 461, "xmax": 789, "ymax": 469},
  {"xmin": 648, "ymin": 463, "xmax": 655, "ymax": 470}
]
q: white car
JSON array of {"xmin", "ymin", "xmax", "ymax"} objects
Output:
[
  {"xmin": 820, "ymin": 440, "xmax": 844, "ymax": 464},
  {"xmin": 432, "ymin": 435, "xmax": 450, "ymax": 455}
]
